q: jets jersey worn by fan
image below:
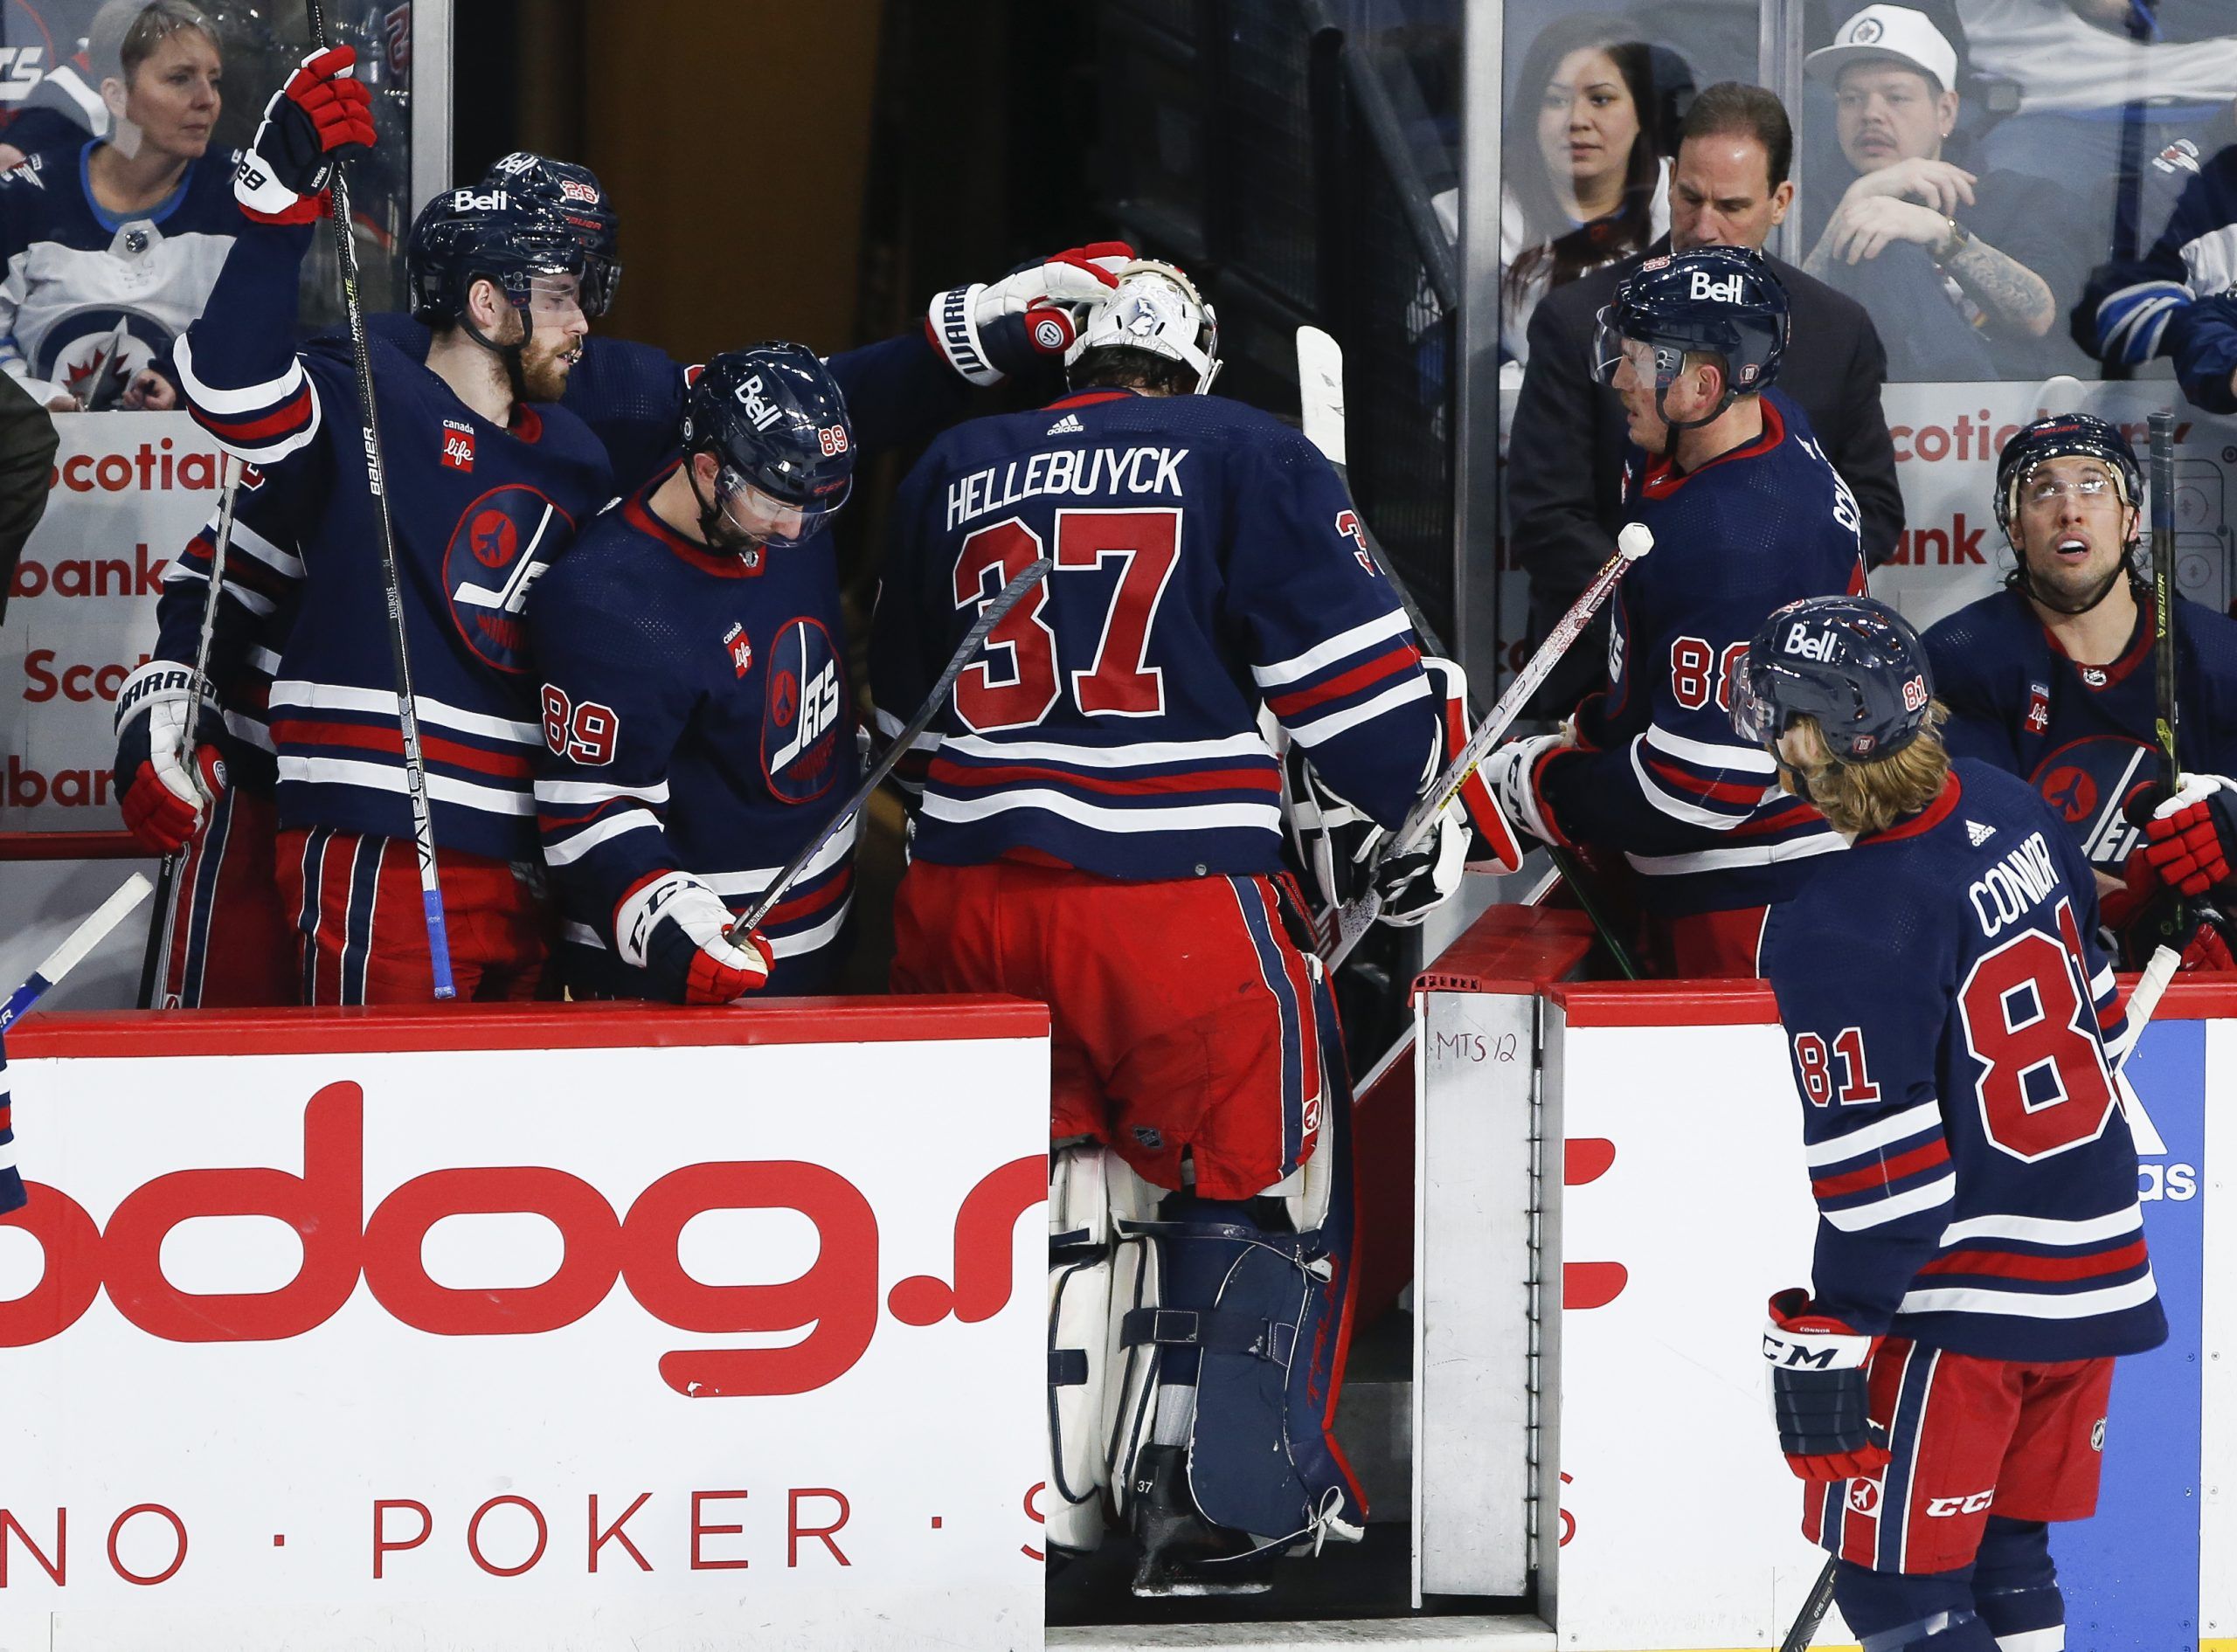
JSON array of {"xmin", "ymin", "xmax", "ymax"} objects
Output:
[
  {"xmin": 1926, "ymin": 586, "xmax": 2237, "ymax": 875},
  {"xmin": 0, "ymin": 142, "xmax": 238, "ymax": 407},
  {"xmin": 869, "ymin": 387, "xmax": 1441, "ymax": 878},
  {"xmin": 1762, "ymin": 759, "xmax": 2167, "ymax": 1362},
  {"xmin": 1535, "ymin": 390, "xmax": 1869, "ymax": 914},
  {"xmin": 173, "ymin": 216, "xmax": 613, "ymax": 861}
]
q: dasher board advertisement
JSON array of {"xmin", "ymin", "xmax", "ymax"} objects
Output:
[{"xmin": 0, "ymin": 1005, "xmax": 1049, "ymax": 1651}]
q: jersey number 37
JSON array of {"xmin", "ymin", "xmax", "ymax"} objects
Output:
[{"xmin": 950, "ymin": 508, "xmax": 1181, "ymax": 731}]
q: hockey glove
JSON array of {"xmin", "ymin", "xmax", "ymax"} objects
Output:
[
  {"xmin": 1762, "ymin": 1289, "xmax": 1890, "ymax": 1483},
  {"xmin": 1360, "ymin": 798, "xmax": 1468, "ymax": 927},
  {"xmin": 111, "ymin": 662, "xmax": 226, "ymax": 855},
  {"xmin": 926, "ymin": 241, "xmax": 1134, "ymax": 386},
  {"xmin": 1479, "ymin": 731, "xmax": 1570, "ymax": 849},
  {"xmin": 2140, "ymin": 773, "xmax": 2237, "ymax": 899},
  {"xmin": 615, "ymin": 870, "xmax": 775, "ymax": 1005},
  {"xmin": 235, "ymin": 45, "xmax": 376, "ymax": 225}
]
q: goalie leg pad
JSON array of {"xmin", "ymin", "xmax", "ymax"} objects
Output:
[{"xmin": 1046, "ymin": 1142, "xmax": 1112, "ymax": 1555}]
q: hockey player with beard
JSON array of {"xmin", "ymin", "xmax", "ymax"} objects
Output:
[
  {"xmin": 114, "ymin": 46, "xmax": 613, "ymax": 1003},
  {"xmin": 1923, "ymin": 414, "xmax": 2237, "ymax": 970},
  {"xmin": 870, "ymin": 259, "xmax": 1479, "ymax": 1592}
]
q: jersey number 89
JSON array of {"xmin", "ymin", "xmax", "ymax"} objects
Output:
[{"xmin": 950, "ymin": 508, "xmax": 1181, "ymax": 732}]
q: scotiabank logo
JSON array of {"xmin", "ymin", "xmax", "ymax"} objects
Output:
[{"xmin": 0, "ymin": 1082, "xmax": 1042, "ymax": 1398}]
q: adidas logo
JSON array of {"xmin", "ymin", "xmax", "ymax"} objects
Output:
[
  {"xmin": 1966, "ymin": 819, "xmax": 1996, "ymax": 847},
  {"xmin": 1046, "ymin": 412, "xmax": 1084, "ymax": 436}
]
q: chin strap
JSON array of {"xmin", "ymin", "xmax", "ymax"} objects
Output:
[
  {"xmin": 1652, "ymin": 380, "xmax": 1740, "ymax": 460},
  {"xmin": 461, "ymin": 299, "xmax": 531, "ymax": 405},
  {"xmin": 2012, "ymin": 559, "xmax": 2140, "ymax": 619},
  {"xmin": 683, "ymin": 461, "xmax": 765, "ymax": 568}
]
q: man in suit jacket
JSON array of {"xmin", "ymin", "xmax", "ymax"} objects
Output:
[{"xmin": 1511, "ymin": 82, "xmax": 1904, "ymax": 714}]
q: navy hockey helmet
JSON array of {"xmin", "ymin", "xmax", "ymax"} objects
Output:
[
  {"xmin": 1591, "ymin": 245, "xmax": 1790, "ymax": 431},
  {"xmin": 1731, "ymin": 595, "xmax": 1935, "ymax": 761},
  {"xmin": 678, "ymin": 344, "xmax": 856, "ymax": 551},
  {"xmin": 405, "ymin": 182, "xmax": 588, "ymax": 331},
  {"xmin": 482, "ymin": 152, "xmax": 621, "ymax": 316},
  {"xmin": 1992, "ymin": 412, "xmax": 2142, "ymax": 534}
]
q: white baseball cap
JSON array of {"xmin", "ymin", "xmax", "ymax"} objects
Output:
[{"xmin": 1804, "ymin": 5, "xmax": 1959, "ymax": 93}]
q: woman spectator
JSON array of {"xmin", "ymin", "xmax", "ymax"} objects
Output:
[
  {"xmin": 0, "ymin": 0, "xmax": 231, "ymax": 411},
  {"xmin": 1501, "ymin": 17, "xmax": 1673, "ymax": 367}
]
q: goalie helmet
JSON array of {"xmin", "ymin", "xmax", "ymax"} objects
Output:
[
  {"xmin": 1065, "ymin": 259, "xmax": 1221, "ymax": 395},
  {"xmin": 677, "ymin": 344, "xmax": 856, "ymax": 551},
  {"xmin": 482, "ymin": 152, "xmax": 621, "ymax": 316},
  {"xmin": 405, "ymin": 183, "xmax": 588, "ymax": 328},
  {"xmin": 1731, "ymin": 595, "xmax": 1934, "ymax": 761}
]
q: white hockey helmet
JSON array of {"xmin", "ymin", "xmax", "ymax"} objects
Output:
[{"xmin": 1064, "ymin": 259, "xmax": 1222, "ymax": 395}]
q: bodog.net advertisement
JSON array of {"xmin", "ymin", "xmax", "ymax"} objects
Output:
[{"xmin": 0, "ymin": 1023, "xmax": 1048, "ymax": 1649}]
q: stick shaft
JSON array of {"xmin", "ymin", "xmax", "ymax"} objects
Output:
[
  {"xmin": 1778, "ymin": 1553, "xmax": 1839, "ymax": 1652},
  {"xmin": 307, "ymin": 0, "xmax": 454, "ymax": 999},
  {"xmin": 728, "ymin": 556, "xmax": 1055, "ymax": 939},
  {"xmin": 3, "ymin": 874, "xmax": 155, "ymax": 1033},
  {"xmin": 2148, "ymin": 410, "xmax": 2178, "ymax": 777}
]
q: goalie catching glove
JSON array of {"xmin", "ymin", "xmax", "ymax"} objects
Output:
[
  {"xmin": 1762, "ymin": 1288, "xmax": 1890, "ymax": 1483},
  {"xmin": 111, "ymin": 662, "xmax": 225, "ymax": 855},
  {"xmin": 616, "ymin": 871, "xmax": 775, "ymax": 1005},
  {"xmin": 234, "ymin": 45, "xmax": 376, "ymax": 225},
  {"xmin": 926, "ymin": 243, "xmax": 1133, "ymax": 386}
]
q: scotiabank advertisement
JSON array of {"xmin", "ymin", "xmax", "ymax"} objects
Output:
[{"xmin": 0, "ymin": 1019, "xmax": 1049, "ymax": 1650}]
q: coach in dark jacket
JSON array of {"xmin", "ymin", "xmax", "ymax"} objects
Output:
[
  {"xmin": 1513, "ymin": 84, "xmax": 1903, "ymax": 713},
  {"xmin": 0, "ymin": 370, "xmax": 58, "ymax": 626}
]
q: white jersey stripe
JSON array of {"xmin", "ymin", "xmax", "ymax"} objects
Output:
[
  {"xmin": 1897, "ymin": 1270, "xmax": 2159, "ymax": 1320},
  {"xmin": 1937, "ymin": 1204, "xmax": 2144, "ymax": 1248},
  {"xmin": 269, "ymin": 679, "xmax": 541, "ymax": 745},
  {"xmin": 277, "ymin": 755, "xmax": 534, "ymax": 816},
  {"xmin": 227, "ymin": 518, "xmax": 306, "ymax": 579},
  {"xmin": 541, "ymin": 806, "xmax": 662, "ymax": 866},
  {"xmin": 1284, "ymin": 676, "xmax": 1432, "ymax": 747},
  {"xmin": 1819, "ymin": 1172, "xmax": 1957, "ymax": 1231},
  {"xmin": 939, "ymin": 730, "xmax": 1275, "ymax": 767},
  {"xmin": 174, "ymin": 332, "xmax": 310, "ymax": 415},
  {"xmin": 1804, "ymin": 1100, "xmax": 1945, "ymax": 1167},
  {"xmin": 697, "ymin": 816, "xmax": 863, "ymax": 896},
  {"xmin": 1631, "ymin": 742, "xmax": 1754, "ymax": 830},
  {"xmin": 923, "ymin": 785, "xmax": 1283, "ymax": 835},
  {"xmin": 535, "ymin": 777, "xmax": 673, "ymax": 807},
  {"xmin": 1625, "ymin": 832, "xmax": 1848, "ymax": 876},
  {"xmin": 1643, "ymin": 722, "xmax": 1781, "ymax": 774},
  {"xmin": 1250, "ymin": 607, "xmax": 1412, "ymax": 688}
]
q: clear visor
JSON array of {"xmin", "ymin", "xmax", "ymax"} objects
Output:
[
  {"xmin": 716, "ymin": 468, "xmax": 849, "ymax": 547},
  {"xmin": 580, "ymin": 252, "xmax": 620, "ymax": 317},
  {"xmin": 2017, "ymin": 464, "xmax": 2117, "ymax": 509},
  {"xmin": 523, "ymin": 271, "xmax": 587, "ymax": 325},
  {"xmin": 1589, "ymin": 314, "xmax": 1679, "ymax": 391},
  {"xmin": 1727, "ymin": 647, "xmax": 1783, "ymax": 745}
]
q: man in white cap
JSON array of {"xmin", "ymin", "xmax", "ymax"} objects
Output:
[{"xmin": 1802, "ymin": 3, "xmax": 2083, "ymax": 379}]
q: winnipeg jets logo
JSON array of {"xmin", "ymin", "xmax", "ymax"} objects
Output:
[
  {"xmin": 1966, "ymin": 819, "xmax": 1996, "ymax": 847},
  {"xmin": 1047, "ymin": 412, "xmax": 1084, "ymax": 436}
]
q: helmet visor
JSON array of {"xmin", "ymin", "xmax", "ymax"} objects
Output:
[
  {"xmin": 1589, "ymin": 315, "xmax": 1679, "ymax": 392},
  {"xmin": 1727, "ymin": 646, "xmax": 1783, "ymax": 746},
  {"xmin": 580, "ymin": 252, "xmax": 621, "ymax": 317},
  {"xmin": 716, "ymin": 469, "xmax": 849, "ymax": 548},
  {"xmin": 523, "ymin": 271, "xmax": 588, "ymax": 328}
]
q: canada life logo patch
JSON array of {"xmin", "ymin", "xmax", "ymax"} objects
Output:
[
  {"xmin": 442, "ymin": 485, "xmax": 571, "ymax": 674},
  {"xmin": 762, "ymin": 615, "xmax": 845, "ymax": 804},
  {"xmin": 724, "ymin": 620, "xmax": 752, "ymax": 678},
  {"xmin": 440, "ymin": 418, "xmax": 474, "ymax": 473}
]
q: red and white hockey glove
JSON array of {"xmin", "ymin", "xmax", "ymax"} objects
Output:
[
  {"xmin": 1479, "ymin": 731, "xmax": 1571, "ymax": 850},
  {"xmin": 111, "ymin": 661, "xmax": 225, "ymax": 855},
  {"xmin": 1762, "ymin": 1289, "xmax": 1890, "ymax": 1483},
  {"xmin": 234, "ymin": 46, "xmax": 377, "ymax": 225},
  {"xmin": 616, "ymin": 871, "xmax": 776, "ymax": 1005},
  {"xmin": 2141, "ymin": 774, "xmax": 2237, "ymax": 899},
  {"xmin": 926, "ymin": 241, "xmax": 1133, "ymax": 386}
]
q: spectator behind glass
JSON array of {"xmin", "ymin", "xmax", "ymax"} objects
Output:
[
  {"xmin": 1499, "ymin": 17, "xmax": 1673, "ymax": 368},
  {"xmin": 1802, "ymin": 5, "xmax": 2085, "ymax": 380},
  {"xmin": 2081, "ymin": 136, "xmax": 2237, "ymax": 411},
  {"xmin": 0, "ymin": 0, "xmax": 230, "ymax": 411},
  {"xmin": 1506, "ymin": 81, "xmax": 1904, "ymax": 715}
]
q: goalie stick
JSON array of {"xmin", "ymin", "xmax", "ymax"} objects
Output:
[
  {"xmin": 305, "ymin": 0, "xmax": 455, "ymax": 999},
  {"xmin": 1295, "ymin": 325, "xmax": 1641, "ymax": 978},
  {"xmin": 138, "ymin": 453, "xmax": 239, "ymax": 1010},
  {"xmin": 1321, "ymin": 522, "xmax": 1652, "ymax": 971},
  {"xmin": 726, "ymin": 556, "xmax": 1055, "ymax": 943},
  {"xmin": 1776, "ymin": 942, "xmax": 2177, "ymax": 1652}
]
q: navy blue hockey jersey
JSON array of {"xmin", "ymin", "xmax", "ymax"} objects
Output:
[
  {"xmin": 869, "ymin": 387, "xmax": 1442, "ymax": 879},
  {"xmin": 2080, "ymin": 139, "xmax": 2237, "ymax": 410},
  {"xmin": 1925, "ymin": 586, "xmax": 2237, "ymax": 876},
  {"xmin": 1536, "ymin": 391, "xmax": 1869, "ymax": 916},
  {"xmin": 1762, "ymin": 759, "xmax": 2166, "ymax": 1361},
  {"xmin": 0, "ymin": 141, "xmax": 237, "ymax": 407},
  {"xmin": 172, "ymin": 217, "xmax": 613, "ymax": 861}
]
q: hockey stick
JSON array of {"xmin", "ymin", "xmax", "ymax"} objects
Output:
[
  {"xmin": 1296, "ymin": 325, "xmax": 1641, "ymax": 978},
  {"xmin": 1777, "ymin": 937, "xmax": 2176, "ymax": 1652},
  {"xmin": 1322, "ymin": 523, "xmax": 1652, "ymax": 971},
  {"xmin": 138, "ymin": 454, "xmax": 240, "ymax": 1011},
  {"xmin": 4, "ymin": 874, "xmax": 156, "ymax": 1034},
  {"xmin": 305, "ymin": 0, "xmax": 454, "ymax": 999},
  {"xmin": 725, "ymin": 556, "xmax": 1055, "ymax": 942},
  {"xmin": 2149, "ymin": 409, "xmax": 2178, "ymax": 777}
]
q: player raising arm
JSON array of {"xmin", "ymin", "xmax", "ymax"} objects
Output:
[
  {"xmin": 869, "ymin": 260, "xmax": 1477, "ymax": 1592},
  {"xmin": 1923, "ymin": 413, "xmax": 2237, "ymax": 970},
  {"xmin": 1740, "ymin": 595, "xmax": 2164, "ymax": 1652},
  {"xmin": 119, "ymin": 48, "xmax": 613, "ymax": 1003},
  {"xmin": 1481, "ymin": 247, "xmax": 1868, "ymax": 978}
]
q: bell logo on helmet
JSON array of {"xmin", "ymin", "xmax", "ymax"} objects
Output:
[
  {"xmin": 1689, "ymin": 270, "xmax": 1746, "ymax": 305},
  {"xmin": 734, "ymin": 373, "xmax": 784, "ymax": 432},
  {"xmin": 1782, "ymin": 621, "xmax": 1837, "ymax": 661},
  {"xmin": 491, "ymin": 153, "xmax": 536, "ymax": 176},
  {"xmin": 448, "ymin": 188, "xmax": 510, "ymax": 213}
]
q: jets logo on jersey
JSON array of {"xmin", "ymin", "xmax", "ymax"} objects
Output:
[
  {"xmin": 443, "ymin": 486, "xmax": 571, "ymax": 674},
  {"xmin": 2032, "ymin": 736, "xmax": 2157, "ymax": 871},
  {"xmin": 763, "ymin": 616, "xmax": 845, "ymax": 803},
  {"xmin": 440, "ymin": 419, "xmax": 475, "ymax": 473},
  {"xmin": 39, "ymin": 308, "xmax": 165, "ymax": 409},
  {"xmin": 1334, "ymin": 509, "xmax": 1375, "ymax": 574},
  {"xmin": 724, "ymin": 620, "xmax": 752, "ymax": 678}
]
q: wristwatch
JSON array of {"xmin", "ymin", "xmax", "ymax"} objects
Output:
[{"xmin": 1935, "ymin": 216, "xmax": 1971, "ymax": 260}]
